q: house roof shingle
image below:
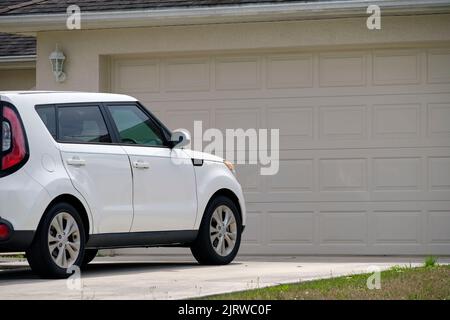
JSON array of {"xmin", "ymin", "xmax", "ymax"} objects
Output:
[
  {"xmin": 0, "ymin": 0, "xmax": 318, "ymax": 16},
  {"xmin": 0, "ymin": 33, "xmax": 36, "ymax": 57}
]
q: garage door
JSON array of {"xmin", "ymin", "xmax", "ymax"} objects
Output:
[{"xmin": 111, "ymin": 46, "xmax": 450, "ymax": 255}]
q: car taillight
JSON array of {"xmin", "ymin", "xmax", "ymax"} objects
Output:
[
  {"xmin": 1, "ymin": 103, "xmax": 28, "ymax": 175},
  {"xmin": 0, "ymin": 223, "xmax": 11, "ymax": 240}
]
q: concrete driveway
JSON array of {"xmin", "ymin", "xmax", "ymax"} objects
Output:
[{"xmin": 0, "ymin": 255, "xmax": 448, "ymax": 300}]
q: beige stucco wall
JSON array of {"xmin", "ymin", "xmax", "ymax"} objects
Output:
[
  {"xmin": 36, "ymin": 14, "xmax": 450, "ymax": 91},
  {"xmin": 0, "ymin": 68, "xmax": 35, "ymax": 90}
]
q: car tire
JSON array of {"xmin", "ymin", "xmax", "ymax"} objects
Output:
[
  {"xmin": 81, "ymin": 249, "xmax": 98, "ymax": 268},
  {"xmin": 26, "ymin": 202, "xmax": 86, "ymax": 279},
  {"xmin": 190, "ymin": 195, "xmax": 242, "ymax": 265}
]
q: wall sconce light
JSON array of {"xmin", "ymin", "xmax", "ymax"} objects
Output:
[{"xmin": 49, "ymin": 45, "xmax": 66, "ymax": 83}]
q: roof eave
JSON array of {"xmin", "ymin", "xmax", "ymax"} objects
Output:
[
  {"xmin": 0, "ymin": 55, "xmax": 36, "ymax": 69},
  {"xmin": 0, "ymin": 0, "xmax": 450, "ymax": 33},
  {"xmin": 0, "ymin": 55, "xmax": 36, "ymax": 62}
]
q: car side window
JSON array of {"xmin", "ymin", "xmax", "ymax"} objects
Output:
[
  {"xmin": 107, "ymin": 105, "xmax": 166, "ymax": 147},
  {"xmin": 36, "ymin": 106, "xmax": 57, "ymax": 139},
  {"xmin": 57, "ymin": 106, "xmax": 112, "ymax": 143}
]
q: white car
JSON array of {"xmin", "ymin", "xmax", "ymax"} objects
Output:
[{"xmin": 0, "ymin": 91, "xmax": 246, "ymax": 278}]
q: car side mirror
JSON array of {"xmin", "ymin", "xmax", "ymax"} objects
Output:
[{"xmin": 171, "ymin": 129, "xmax": 191, "ymax": 149}]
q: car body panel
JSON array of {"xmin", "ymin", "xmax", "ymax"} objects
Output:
[
  {"xmin": 59, "ymin": 143, "xmax": 134, "ymax": 233},
  {"xmin": 0, "ymin": 169, "xmax": 51, "ymax": 230},
  {"xmin": 123, "ymin": 146, "xmax": 198, "ymax": 232},
  {"xmin": 182, "ymin": 149, "xmax": 224, "ymax": 163},
  {"xmin": 192, "ymin": 160, "xmax": 246, "ymax": 229}
]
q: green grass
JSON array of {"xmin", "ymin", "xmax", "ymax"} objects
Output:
[
  {"xmin": 424, "ymin": 256, "xmax": 438, "ymax": 267},
  {"xmin": 0, "ymin": 253, "xmax": 25, "ymax": 259},
  {"xmin": 203, "ymin": 265, "xmax": 450, "ymax": 300}
]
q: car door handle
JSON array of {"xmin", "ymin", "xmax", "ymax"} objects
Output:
[
  {"xmin": 66, "ymin": 157, "xmax": 86, "ymax": 166},
  {"xmin": 132, "ymin": 160, "xmax": 150, "ymax": 169}
]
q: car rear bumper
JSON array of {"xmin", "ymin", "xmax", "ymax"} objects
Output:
[{"xmin": 0, "ymin": 218, "xmax": 34, "ymax": 252}]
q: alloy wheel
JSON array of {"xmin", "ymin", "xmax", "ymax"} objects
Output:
[
  {"xmin": 210, "ymin": 205, "xmax": 237, "ymax": 257},
  {"xmin": 47, "ymin": 212, "xmax": 81, "ymax": 268}
]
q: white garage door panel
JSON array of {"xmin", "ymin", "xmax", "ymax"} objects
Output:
[
  {"xmin": 112, "ymin": 46, "xmax": 450, "ymax": 255},
  {"xmin": 242, "ymin": 201, "xmax": 450, "ymax": 255},
  {"xmin": 147, "ymin": 94, "xmax": 450, "ymax": 150}
]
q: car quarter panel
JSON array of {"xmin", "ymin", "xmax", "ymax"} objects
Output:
[{"xmin": 0, "ymin": 169, "xmax": 51, "ymax": 231}]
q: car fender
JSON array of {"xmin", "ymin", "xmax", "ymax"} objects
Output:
[{"xmin": 193, "ymin": 161, "xmax": 246, "ymax": 230}]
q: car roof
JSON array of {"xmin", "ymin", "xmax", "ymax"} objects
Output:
[{"xmin": 0, "ymin": 91, "xmax": 137, "ymax": 106}]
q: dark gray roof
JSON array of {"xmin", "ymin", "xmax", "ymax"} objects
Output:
[
  {"xmin": 0, "ymin": 1, "xmax": 318, "ymax": 16},
  {"xmin": 0, "ymin": 33, "xmax": 36, "ymax": 57}
]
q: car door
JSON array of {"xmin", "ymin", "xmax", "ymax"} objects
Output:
[
  {"xmin": 56, "ymin": 104, "xmax": 134, "ymax": 233},
  {"xmin": 105, "ymin": 103, "xmax": 197, "ymax": 232}
]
